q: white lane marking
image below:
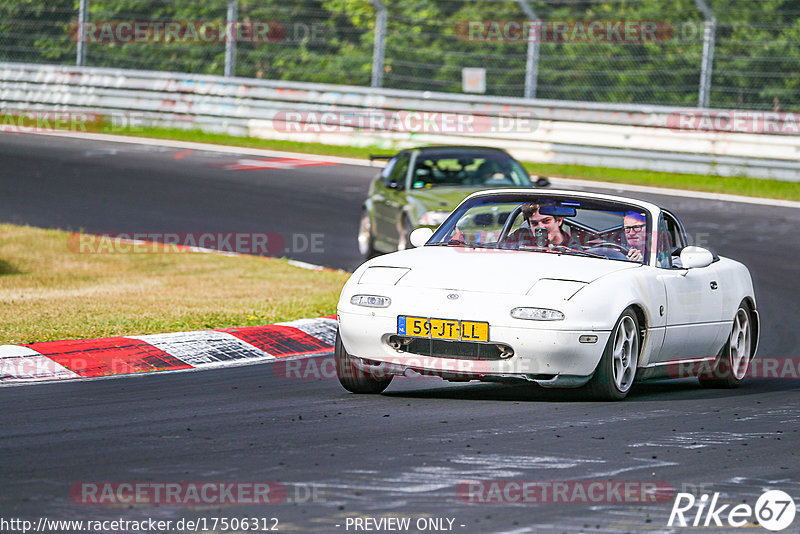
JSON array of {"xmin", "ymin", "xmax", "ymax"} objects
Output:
[
  {"xmin": 23, "ymin": 130, "xmax": 800, "ymax": 209},
  {"xmin": 25, "ymin": 130, "xmax": 381, "ymax": 167},
  {"xmin": 0, "ymin": 345, "xmax": 81, "ymax": 381},
  {"xmin": 129, "ymin": 331, "xmax": 274, "ymax": 367}
]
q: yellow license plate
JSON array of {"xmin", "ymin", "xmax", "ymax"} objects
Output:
[{"xmin": 397, "ymin": 316, "xmax": 489, "ymax": 342}]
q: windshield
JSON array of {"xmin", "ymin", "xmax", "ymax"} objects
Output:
[
  {"xmin": 428, "ymin": 194, "xmax": 651, "ymax": 263},
  {"xmin": 410, "ymin": 152, "xmax": 531, "ymax": 189}
]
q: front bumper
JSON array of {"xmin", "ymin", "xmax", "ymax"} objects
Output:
[{"xmin": 337, "ymin": 311, "xmax": 610, "ymax": 387}]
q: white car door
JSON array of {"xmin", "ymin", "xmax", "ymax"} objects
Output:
[{"xmin": 655, "ymin": 213, "xmax": 725, "ymax": 362}]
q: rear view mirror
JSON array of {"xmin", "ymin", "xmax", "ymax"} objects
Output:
[
  {"xmin": 680, "ymin": 246, "xmax": 714, "ymax": 269},
  {"xmin": 410, "ymin": 227, "xmax": 434, "ymax": 248},
  {"xmin": 539, "ymin": 205, "xmax": 576, "ymax": 217}
]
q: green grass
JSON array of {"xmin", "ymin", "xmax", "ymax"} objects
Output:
[
  {"xmin": 0, "ymin": 224, "xmax": 349, "ymax": 344},
  {"xmin": 106, "ymin": 125, "xmax": 800, "ymax": 202}
]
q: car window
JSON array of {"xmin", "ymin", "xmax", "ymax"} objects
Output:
[
  {"xmin": 663, "ymin": 211, "xmax": 686, "ymax": 248},
  {"xmin": 380, "ymin": 157, "xmax": 397, "ymax": 179},
  {"xmin": 410, "ymin": 153, "xmax": 532, "ymax": 189},
  {"xmin": 386, "ymin": 153, "xmax": 410, "ymax": 188},
  {"xmin": 660, "ymin": 212, "xmax": 686, "ymax": 269},
  {"xmin": 656, "ymin": 215, "xmax": 674, "ymax": 268}
]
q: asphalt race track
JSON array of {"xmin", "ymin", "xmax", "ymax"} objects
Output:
[{"xmin": 1, "ymin": 132, "xmax": 799, "ymax": 533}]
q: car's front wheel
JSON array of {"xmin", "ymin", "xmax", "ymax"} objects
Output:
[
  {"xmin": 585, "ymin": 309, "xmax": 640, "ymax": 400},
  {"xmin": 335, "ymin": 330, "xmax": 393, "ymax": 394},
  {"xmin": 357, "ymin": 209, "xmax": 377, "ymax": 258},
  {"xmin": 397, "ymin": 215, "xmax": 413, "ymax": 251},
  {"xmin": 698, "ymin": 302, "xmax": 753, "ymax": 388}
]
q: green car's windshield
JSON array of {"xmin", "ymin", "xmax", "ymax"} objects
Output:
[{"xmin": 411, "ymin": 152, "xmax": 532, "ymax": 189}]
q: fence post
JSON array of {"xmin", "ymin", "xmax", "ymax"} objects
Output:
[
  {"xmin": 224, "ymin": 0, "xmax": 238, "ymax": 77},
  {"xmin": 694, "ymin": 0, "xmax": 716, "ymax": 108},
  {"xmin": 370, "ymin": 0, "xmax": 387, "ymax": 87},
  {"xmin": 76, "ymin": 0, "xmax": 88, "ymax": 66},
  {"xmin": 517, "ymin": 0, "xmax": 540, "ymax": 99}
]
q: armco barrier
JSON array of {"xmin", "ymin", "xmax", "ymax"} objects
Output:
[{"xmin": 1, "ymin": 62, "xmax": 799, "ymax": 181}]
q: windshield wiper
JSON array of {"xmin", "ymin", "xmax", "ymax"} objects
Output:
[
  {"xmin": 426, "ymin": 240, "xmax": 468, "ymax": 247},
  {"xmin": 551, "ymin": 246, "xmax": 606, "ymax": 259}
]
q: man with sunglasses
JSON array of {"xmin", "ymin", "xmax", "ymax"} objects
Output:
[{"xmin": 623, "ymin": 211, "xmax": 647, "ymax": 262}]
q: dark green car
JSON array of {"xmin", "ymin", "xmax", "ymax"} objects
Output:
[{"xmin": 358, "ymin": 146, "xmax": 548, "ymax": 257}]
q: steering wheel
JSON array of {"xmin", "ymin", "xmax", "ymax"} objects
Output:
[
  {"xmin": 593, "ymin": 242, "xmax": 630, "ymax": 253},
  {"xmin": 584, "ymin": 241, "xmax": 631, "ymax": 260}
]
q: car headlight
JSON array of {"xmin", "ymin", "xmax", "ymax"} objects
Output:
[
  {"xmin": 350, "ymin": 294, "xmax": 391, "ymax": 308},
  {"xmin": 511, "ymin": 307, "xmax": 565, "ymax": 321},
  {"xmin": 418, "ymin": 211, "xmax": 450, "ymax": 226},
  {"xmin": 358, "ymin": 267, "xmax": 410, "ymax": 285}
]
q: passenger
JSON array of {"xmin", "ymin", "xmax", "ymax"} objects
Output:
[
  {"xmin": 623, "ymin": 211, "xmax": 647, "ymax": 262},
  {"xmin": 506, "ymin": 203, "xmax": 581, "ymax": 249}
]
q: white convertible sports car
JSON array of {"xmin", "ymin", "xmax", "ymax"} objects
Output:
[{"xmin": 335, "ymin": 189, "xmax": 758, "ymax": 400}]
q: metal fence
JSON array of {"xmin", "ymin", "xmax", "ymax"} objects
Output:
[{"xmin": 0, "ymin": 0, "xmax": 799, "ymax": 111}]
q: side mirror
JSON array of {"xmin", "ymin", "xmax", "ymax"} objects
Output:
[
  {"xmin": 386, "ymin": 180, "xmax": 403, "ymax": 190},
  {"xmin": 409, "ymin": 227, "xmax": 434, "ymax": 248},
  {"xmin": 680, "ymin": 246, "xmax": 714, "ymax": 269},
  {"xmin": 533, "ymin": 176, "xmax": 550, "ymax": 188}
]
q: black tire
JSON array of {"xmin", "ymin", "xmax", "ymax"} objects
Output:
[
  {"xmin": 698, "ymin": 301, "xmax": 753, "ymax": 388},
  {"xmin": 335, "ymin": 330, "xmax": 392, "ymax": 394},
  {"xmin": 585, "ymin": 309, "xmax": 640, "ymax": 401},
  {"xmin": 357, "ymin": 209, "xmax": 378, "ymax": 259},
  {"xmin": 397, "ymin": 215, "xmax": 413, "ymax": 251}
]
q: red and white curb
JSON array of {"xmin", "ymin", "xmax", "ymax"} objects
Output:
[{"xmin": 0, "ymin": 317, "xmax": 337, "ymax": 385}]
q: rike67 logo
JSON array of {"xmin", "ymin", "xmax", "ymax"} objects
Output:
[{"xmin": 668, "ymin": 490, "xmax": 796, "ymax": 531}]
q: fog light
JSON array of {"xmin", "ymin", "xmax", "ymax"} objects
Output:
[
  {"xmin": 350, "ymin": 294, "xmax": 391, "ymax": 308},
  {"xmin": 579, "ymin": 335, "xmax": 598, "ymax": 344}
]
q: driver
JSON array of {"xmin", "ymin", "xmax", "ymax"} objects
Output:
[
  {"xmin": 506, "ymin": 203, "xmax": 581, "ymax": 249},
  {"xmin": 623, "ymin": 211, "xmax": 647, "ymax": 262}
]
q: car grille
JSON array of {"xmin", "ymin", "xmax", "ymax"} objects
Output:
[{"xmin": 388, "ymin": 335, "xmax": 513, "ymax": 360}]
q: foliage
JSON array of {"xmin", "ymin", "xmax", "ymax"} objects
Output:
[{"xmin": 0, "ymin": 0, "xmax": 798, "ymax": 109}]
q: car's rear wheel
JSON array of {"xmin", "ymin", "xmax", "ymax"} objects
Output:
[
  {"xmin": 698, "ymin": 302, "xmax": 753, "ymax": 388},
  {"xmin": 335, "ymin": 330, "xmax": 392, "ymax": 394},
  {"xmin": 357, "ymin": 209, "xmax": 377, "ymax": 258},
  {"xmin": 585, "ymin": 309, "xmax": 640, "ymax": 400}
]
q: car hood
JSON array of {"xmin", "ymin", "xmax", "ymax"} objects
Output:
[
  {"xmin": 369, "ymin": 247, "xmax": 639, "ymax": 294},
  {"xmin": 409, "ymin": 185, "xmax": 519, "ymax": 212}
]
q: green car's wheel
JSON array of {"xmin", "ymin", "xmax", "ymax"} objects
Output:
[
  {"xmin": 357, "ymin": 209, "xmax": 377, "ymax": 258},
  {"xmin": 397, "ymin": 215, "xmax": 413, "ymax": 251}
]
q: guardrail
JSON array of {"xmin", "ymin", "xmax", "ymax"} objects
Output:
[{"xmin": 2, "ymin": 62, "xmax": 799, "ymax": 181}]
